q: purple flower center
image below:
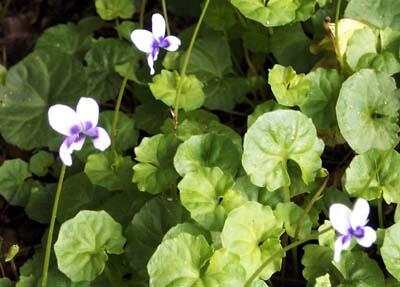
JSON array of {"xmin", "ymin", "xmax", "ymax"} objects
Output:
[
  {"xmin": 66, "ymin": 121, "xmax": 99, "ymax": 147},
  {"xmin": 348, "ymin": 226, "xmax": 365, "ymax": 239}
]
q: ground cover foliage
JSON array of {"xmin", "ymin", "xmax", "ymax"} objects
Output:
[{"xmin": 0, "ymin": 0, "xmax": 400, "ymax": 286}]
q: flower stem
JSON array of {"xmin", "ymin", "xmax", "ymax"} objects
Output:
[
  {"xmin": 244, "ymin": 227, "xmax": 332, "ymax": 287},
  {"xmin": 377, "ymin": 197, "xmax": 384, "ymax": 228},
  {"xmin": 41, "ymin": 164, "xmax": 67, "ymax": 287},
  {"xmin": 139, "ymin": 0, "xmax": 147, "ymax": 28},
  {"xmin": 173, "ymin": 0, "xmax": 210, "ymax": 129},
  {"xmin": 111, "ymin": 59, "xmax": 135, "ymax": 151},
  {"xmin": 295, "ymin": 177, "xmax": 328, "ymax": 240},
  {"xmin": 334, "ymin": 0, "xmax": 344, "ymax": 70},
  {"xmin": 161, "ymin": 0, "xmax": 171, "ymax": 36}
]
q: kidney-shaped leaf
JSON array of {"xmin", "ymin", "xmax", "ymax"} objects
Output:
[
  {"xmin": 0, "ymin": 49, "xmax": 86, "ymax": 150},
  {"xmin": 178, "ymin": 167, "xmax": 245, "ymax": 231},
  {"xmin": 54, "ymin": 210, "xmax": 126, "ymax": 282},
  {"xmin": 174, "ymin": 133, "xmax": 242, "ymax": 177},
  {"xmin": 242, "ymin": 110, "xmax": 324, "ymax": 191},
  {"xmin": 336, "ymin": 69, "xmax": 400, "ymax": 153},
  {"xmin": 344, "ymin": 149, "xmax": 400, "ymax": 204},
  {"xmin": 0, "ymin": 159, "xmax": 31, "ymax": 206},
  {"xmin": 148, "ymin": 233, "xmax": 246, "ymax": 287},
  {"xmin": 382, "ymin": 222, "xmax": 400, "ymax": 281},
  {"xmin": 221, "ymin": 201, "xmax": 284, "ymax": 280},
  {"xmin": 95, "ymin": 0, "xmax": 135, "ymax": 20}
]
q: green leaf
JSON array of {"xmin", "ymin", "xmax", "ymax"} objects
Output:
[
  {"xmin": 221, "ymin": 202, "xmax": 284, "ymax": 280},
  {"xmin": 247, "ymin": 100, "xmax": 286, "ymax": 128},
  {"xmin": 125, "ymin": 197, "xmax": 189, "ymax": 272},
  {"xmin": 0, "ymin": 64, "xmax": 6, "ymax": 85},
  {"xmin": 345, "ymin": 26, "xmax": 378, "ymax": 70},
  {"xmin": 333, "ymin": 251, "xmax": 385, "ymax": 286},
  {"xmin": 29, "ymin": 151, "xmax": 54, "ymax": 177},
  {"xmin": 344, "ymin": 149, "xmax": 400, "ymax": 203},
  {"xmin": 115, "ymin": 21, "xmax": 138, "ymax": 41},
  {"xmin": 163, "ymin": 222, "xmax": 211, "ymax": 242},
  {"xmin": 133, "ymin": 134, "xmax": 181, "ymax": 195},
  {"xmin": 300, "ymin": 68, "xmax": 344, "ymax": 129},
  {"xmin": 54, "ymin": 210, "xmax": 126, "ymax": 282},
  {"xmin": 345, "ymin": 0, "xmax": 400, "ymax": 30},
  {"xmin": 0, "ymin": 159, "xmax": 32, "ymax": 206},
  {"xmin": 204, "ymin": 0, "xmax": 236, "ymax": 31},
  {"xmin": 381, "ymin": 222, "xmax": 400, "ymax": 280},
  {"xmin": 276, "ymin": 202, "xmax": 312, "ymax": 239},
  {"xmin": 314, "ymin": 274, "xmax": 331, "ymax": 287},
  {"xmin": 85, "ymin": 151, "xmax": 135, "ymax": 191},
  {"xmin": 230, "ymin": 0, "xmax": 298, "ymax": 27},
  {"xmin": 99, "ymin": 111, "xmax": 137, "ymax": 153},
  {"xmin": 243, "ymin": 23, "xmax": 270, "ymax": 53},
  {"xmin": 336, "ymin": 69, "xmax": 400, "ymax": 153},
  {"xmin": 242, "ymin": 110, "xmax": 324, "ymax": 191},
  {"xmin": 174, "ymin": 133, "xmax": 242, "ymax": 177},
  {"xmin": 0, "ymin": 278, "xmax": 13, "ymax": 287},
  {"xmin": 5, "ymin": 244, "xmax": 19, "ymax": 262},
  {"xmin": 25, "ymin": 183, "xmax": 54, "ymax": 223},
  {"xmin": 149, "ymin": 70, "xmax": 205, "ymax": 111},
  {"xmin": 268, "ymin": 64, "xmax": 312, "ymax": 106},
  {"xmin": 95, "ymin": 0, "xmax": 135, "ymax": 20},
  {"xmin": 148, "ymin": 234, "xmax": 246, "ymax": 287},
  {"xmin": 0, "ymin": 49, "xmax": 86, "ymax": 150},
  {"xmin": 357, "ymin": 52, "xmax": 400, "ymax": 75},
  {"xmin": 178, "ymin": 167, "xmax": 245, "ymax": 231},
  {"xmin": 85, "ymin": 38, "xmax": 137, "ymax": 103},
  {"xmin": 35, "ymin": 23, "xmax": 92, "ymax": 55}
]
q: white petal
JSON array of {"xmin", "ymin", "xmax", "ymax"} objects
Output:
[
  {"xmin": 329, "ymin": 203, "xmax": 352, "ymax": 234},
  {"xmin": 163, "ymin": 36, "xmax": 181, "ymax": 51},
  {"xmin": 76, "ymin": 97, "xmax": 99, "ymax": 128},
  {"xmin": 69, "ymin": 136, "xmax": 86, "ymax": 152},
  {"xmin": 130, "ymin": 29, "xmax": 154, "ymax": 53},
  {"xmin": 48, "ymin": 104, "xmax": 80, "ymax": 136},
  {"xmin": 147, "ymin": 54, "xmax": 155, "ymax": 75},
  {"xmin": 355, "ymin": 226, "xmax": 376, "ymax": 247},
  {"xmin": 334, "ymin": 237, "xmax": 344, "ymax": 262},
  {"xmin": 152, "ymin": 13, "xmax": 166, "ymax": 40},
  {"xmin": 92, "ymin": 127, "xmax": 111, "ymax": 151},
  {"xmin": 59, "ymin": 141, "xmax": 73, "ymax": 166},
  {"xmin": 350, "ymin": 198, "xmax": 370, "ymax": 229}
]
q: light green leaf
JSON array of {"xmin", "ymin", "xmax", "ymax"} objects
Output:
[
  {"xmin": 345, "ymin": 0, "xmax": 400, "ymax": 30},
  {"xmin": 242, "ymin": 110, "xmax": 324, "ymax": 191},
  {"xmin": 115, "ymin": 21, "xmax": 138, "ymax": 41},
  {"xmin": 149, "ymin": 70, "xmax": 204, "ymax": 111},
  {"xmin": 174, "ymin": 133, "xmax": 242, "ymax": 177},
  {"xmin": 99, "ymin": 111, "xmax": 137, "ymax": 153},
  {"xmin": 336, "ymin": 69, "xmax": 400, "ymax": 153},
  {"xmin": 204, "ymin": 0, "xmax": 236, "ymax": 31},
  {"xmin": 381, "ymin": 222, "xmax": 400, "ymax": 280},
  {"xmin": 54, "ymin": 210, "xmax": 126, "ymax": 282},
  {"xmin": 125, "ymin": 197, "xmax": 189, "ymax": 272},
  {"xmin": 95, "ymin": 0, "xmax": 135, "ymax": 20},
  {"xmin": 0, "ymin": 64, "xmax": 6, "ymax": 85},
  {"xmin": 268, "ymin": 64, "xmax": 312, "ymax": 106},
  {"xmin": 230, "ymin": 0, "xmax": 298, "ymax": 27},
  {"xmin": 35, "ymin": 23, "xmax": 92, "ymax": 55},
  {"xmin": 0, "ymin": 278, "xmax": 13, "ymax": 287},
  {"xmin": 133, "ymin": 134, "xmax": 181, "ymax": 195},
  {"xmin": 0, "ymin": 159, "xmax": 32, "ymax": 206},
  {"xmin": 357, "ymin": 52, "xmax": 400, "ymax": 75},
  {"xmin": 85, "ymin": 38, "xmax": 137, "ymax": 103},
  {"xmin": 5, "ymin": 244, "xmax": 19, "ymax": 262},
  {"xmin": 247, "ymin": 100, "xmax": 286, "ymax": 128},
  {"xmin": 345, "ymin": 26, "xmax": 378, "ymax": 70},
  {"xmin": 221, "ymin": 202, "xmax": 284, "ymax": 280},
  {"xmin": 300, "ymin": 68, "xmax": 344, "ymax": 129},
  {"xmin": 276, "ymin": 202, "xmax": 312, "ymax": 239},
  {"xmin": 0, "ymin": 49, "xmax": 86, "ymax": 150},
  {"xmin": 163, "ymin": 222, "xmax": 211, "ymax": 242},
  {"xmin": 29, "ymin": 151, "xmax": 54, "ymax": 177},
  {"xmin": 148, "ymin": 234, "xmax": 246, "ymax": 287},
  {"xmin": 344, "ymin": 149, "xmax": 400, "ymax": 203},
  {"xmin": 85, "ymin": 151, "xmax": 135, "ymax": 191},
  {"xmin": 178, "ymin": 167, "xmax": 245, "ymax": 231},
  {"xmin": 314, "ymin": 274, "xmax": 331, "ymax": 287}
]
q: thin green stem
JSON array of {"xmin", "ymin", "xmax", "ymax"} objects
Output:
[
  {"xmin": 173, "ymin": 0, "xmax": 210, "ymax": 129},
  {"xmin": 295, "ymin": 177, "xmax": 328, "ymax": 240},
  {"xmin": 41, "ymin": 164, "xmax": 67, "ymax": 287},
  {"xmin": 377, "ymin": 197, "xmax": 384, "ymax": 229},
  {"xmin": 161, "ymin": 0, "xmax": 171, "ymax": 35},
  {"xmin": 334, "ymin": 0, "xmax": 344, "ymax": 70},
  {"xmin": 111, "ymin": 60, "xmax": 135, "ymax": 151},
  {"xmin": 139, "ymin": 0, "xmax": 147, "ymax": 28},
  {"xmin": 283, "ymin": 186, "xmax": 291, "ymax": 203},
  {"xmin": 244, "ymin": 227, "xmax": 333, "ymax": 287}
]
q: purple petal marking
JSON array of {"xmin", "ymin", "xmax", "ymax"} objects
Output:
[
  {"xmin": 84, "ymin": 127, "xmax": 99, "ymax": 139},
  {"xmin": 84, "ymin": 121, "xmax": 93, "ymax": 131},
  {"xmin": 158, "ymin": 37, "xmax": 170, "ymax": 49},
  {"xmin": 70, "ymin": 125, "xmax": 81, "ymax": 135},
  {"xmin": 65, "ymin": 135, "xmax": 77, "ymax": 148},
  {"xmin": 353, "ymin": 226, "xmax": 365, "ymax": 238},
  {"xmin": 341, "ymin": 234, "xmax": 351, "ymax": 245}
]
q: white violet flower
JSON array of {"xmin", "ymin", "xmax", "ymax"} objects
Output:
[
  {"xmin": 329, "ymin": 198, "xmax": 376, "ymax": 262},
  {"xmin": 48, "ymin": 97, "xmax": 111, "ymax": 166},
  {"xmin": 130, "ymin": 13, "xmax": 181, "ymax": 75}
]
